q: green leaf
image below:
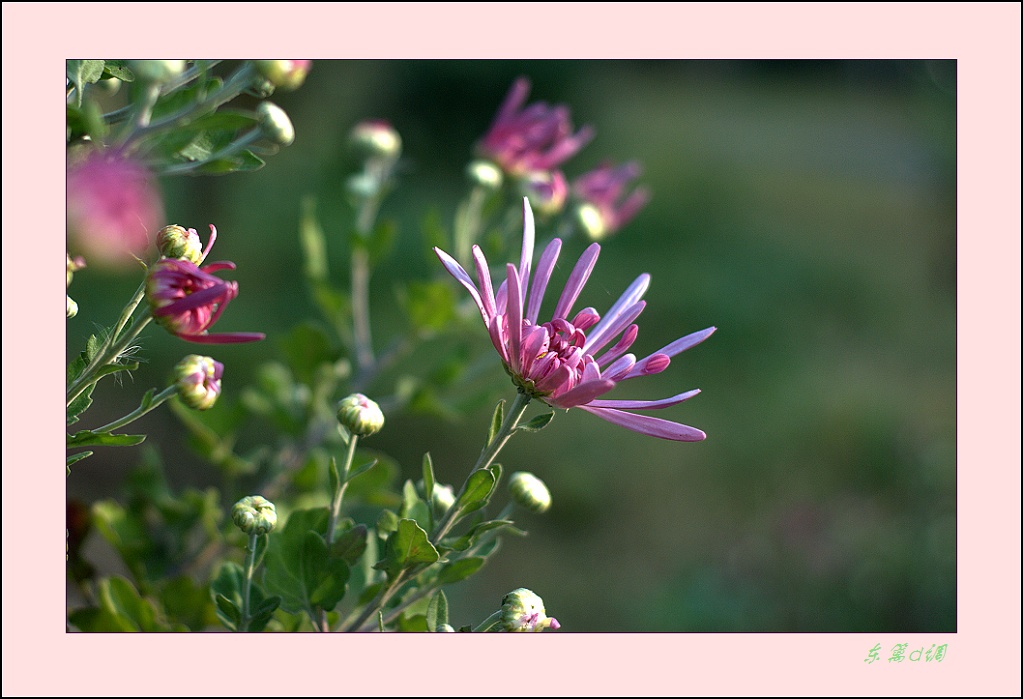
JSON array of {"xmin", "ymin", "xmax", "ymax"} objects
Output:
[
  {"xmin": 66, "ymin": 451, "xmax": 93, "ymax": 472},
  {"xmin": 194, "ymin": 149, "xmax": 266, "ymax": 175},
  {"xmin": 426, "ymin": 590, "xmax": 449, "ymax": 632},
  {"xmin": 277, "ymin": 321, "xmax": 336, "ymax": 385},
  {"xmin": 440, "ymin": 519, "xmax": 521, "ymax": 553},
  {"xmin": 66, "ymin": 60, "xmax": 105, "ymax": 107},
  {"xmin": 374, "ymin": 519, "xmax": 440, "ymax": 579},
  {"xmin": 436, "ymin": 557, "xmax": 486, "ymax": 585},
  {"xmin": 487, "ymin": 400, "xmax": 505, "ymax": 447},
  {"xmin": 330, "ymin": 523, "xmax": 368, "ymax": 565},
  {"xmin": 67, "ymin": 430, "xmax": 147, "ymax": 449},
  {"xmin": 455, "ymin": 469, "xmax": 496, "ymax": 518},
  {"xmin": 100, "ymin": 576, "xmax": 171, "ymax": 631},
  {"xmin": 346, "ymin": 457, "xmax": 380, "ymax": 484},
  {"xmin": 161, "ymin": 576, "xmax": 217, "ymax": 631},
  {"xmin": 487, "ymin": 462, "xmax": 503, "ymax": 490},
  {"xmin": 422, "ymin": 453, "xmax": 436, "ymax": 503},
  {"xmin": 101, "ymin": 61, "xmax": 134, "ymax": 81},
  {"xmin": 400, "ymin": 479, "xmax": 431, "ymax": 529},
  {"xmin": 518, "ymin": 411, "xmax": 555, "ymax": 432},
  {"xmin": 214, "ymin": 594, "xmax": 242, "ymax": 631},
  {"xmin": 262, "ymin": 508, "xmax": 350, "ymax": 615}
]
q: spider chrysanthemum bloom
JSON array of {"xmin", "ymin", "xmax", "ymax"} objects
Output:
[
  {"xmin": 435, "ymin": 198, "xmax": 714, "ymax": 442},
  {"xmin": 145, "ymin": 225, "xmax": 264, "ymax": 344},
  {"xmin": 476, "ymin": 77, "xmax": 594, "ymax": 177}
]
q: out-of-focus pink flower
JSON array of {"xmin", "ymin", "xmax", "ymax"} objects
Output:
[
  {"xmin": 477, "ymin": 77, "xmax": 594, "ymax": 177},
  {"xmin": 145, "ymin": 225, "xmax": 264, "ymax": 344},
  {"xmin": 66, "ymin": 150, "xmax": 165, "ymax": 267},
  {"xmin": 435, "ymin": 198, "xmax": 714, "ymax": 442},
  {"xmin": 521, "ymin": 169, "xmax": 568, "ymax": 217},
  {"xmin": 572, "ymin": 161, "xmax": 650, "ymax": 239}
]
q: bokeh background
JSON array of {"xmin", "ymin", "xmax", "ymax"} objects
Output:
[{"xmin": 67, "ymin": 59, "xmax": 956, "ymax": 632}]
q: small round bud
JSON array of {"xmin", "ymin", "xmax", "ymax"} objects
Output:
[
  {"xmin": 432, "ymin": 484, "xmax": 456, "ymax": 514},
  {"xmin": 508, "ymin": 471, "xmax": 552, "ymax": 514},
  {"xmin": 256, "ymin": 101, "xmax": 295, "ymax": 146},
  {"xmin": 231, "ymin": 495, "xmax": 278, "ymax": 536},
  {"xmin": 574, "ymin": 202, "xmax": 607, "ymax": 241},
  {"xmin": 350, "ymin": 120, "xmax": 402, "ymax": 160},
  {"xmin": 501, "ymin": 588, "xmax": 560, "ymax": 632},
  {"xmin": 129, "ymin": 60, "xmax": 186, "ymax": 85},
  {"xmin": 174, "ymin": 354, "xmax": 223, "ymax": 411},
  {"xmin": 520, "ymin": 170, "xmax": 567, "ymax": 217},
  {"xmin": 67, "ymin": 295, "xmax": 79, "ymax": 319},
  {"xmin": 466, "ymin": 160, "xmax": 503, "ymax": 190},
  {"xmin": 336, "ymin": 393, "xmax": 385, "ymax": 437},
  {"xmin": 435, "ymin": 624, "xmax": 456, "ymax": 632},
  {"xmin": 156, "ymin": 225, "xmax": 204, "ymax": 264},
  {"xmin": 255, "ymin": 60, "xmax": 312, "ymax": 91}
]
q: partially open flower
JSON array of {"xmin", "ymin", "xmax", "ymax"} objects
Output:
[
  {"xmin": 145, "ymin": 225, "xmax": 264, "ymax": 344},
  {"xmin": 435, "ymin": 198, "xmax": 714, "ymax": 442},
  {"xmin": 520, "ymin": 170, "xmax": 568, "ymax": 217},
  {"xmin": 477, "ymin": 77, "xmax": 594, "ymax": 177},
  {"xmin": 572, "ymin": 161, "xmax": 650, "ymax": 240},
  {"xmin": 501, "ymin": 588, "xmax": 560, "ymax": 632},
  {"xmin": 156, "ymin": 225, "xmax": 204, "ymax": 264},
  {"xmin": 174, "ymin": 354, "xmax": 223, "ymax": 410}
]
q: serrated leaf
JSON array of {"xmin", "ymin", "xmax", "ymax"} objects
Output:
[
  {"xmin": 262, "ymin": 508, "xmax": 349, "ymax": 615},
  {"xmin": 487, "ymin": 400, "xmax": 505, "ymax": 447},
  {"xmin": 101, "ymin": 61, "xmax": 134, "ymax": 81},
  {"xmin": 518, "ymin": 411, "xmax": 555, "ymax": 432},
  {"xmin": 374, "ymin": 519, "xmax": 439, "ymax": 579},
  {"xmin": 426, "ymin": 590, "xmax": 449, "ymax": 632},
  {"xmin": 436, "ymin": 557, "xmax": 486, "ymax": 585},
  {"xmin": 400, "ymin": 479, "xmax": 431, "ymax": 529},
  {"xmin": 67, "ymin": 431, "xmax": 147, "ymax": 449},
  {"xmin": 455, "ymin": 469, "xmax": 496, "ymax": 518},
  {"xmin": 303, "ymin": 531, "xmax": 350, "ymax": 610},
  {"xmin": 66, "ymin": 451, "xmax": 93, "ymax": 471}
]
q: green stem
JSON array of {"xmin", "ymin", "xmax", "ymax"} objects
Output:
[
  {"xmin": 431, "ymin": 391, "xmax": 532, "ymax": 543},
  {"xmin": 345, "ymin": 570, "xmax": 409, "ymax": 632},
  {"xmin": 326, "ymin": 435, "xmax": 359, "ymax": 545},
  {"xmin": 472, "ymin": 610, "xmax": 504, "ymax": 633},
  {"xmin": 67, "ymin": 289, "xmax": 154, "ymax": 408},
  {"xmin": 351, "ymin": 246, "xmax": 375, "ymax": 375},
  {"xmin": 90, "ymin": 385, "xmax": 177, "ymax": 434},
  {"xmin": 454, "ymin": 185, "xmax": 488, "ymax": 264},
  {"xmin": 240, "ymin": 533, "xmax": 258, "ymax": 632}
]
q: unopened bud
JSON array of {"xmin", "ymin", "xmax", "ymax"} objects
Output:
[
  {"xmin": 466, "ymin": 160, "xmax": 503, "ymax": 190},
  {"xmin": 156, "ymin": 225, "xmax": 204, "ymax": 264},
  {"xmin": 508, "ymin": 471, "xmax": 551, "ymax": 514},
  {"xmin": 350, "ymin": 120, "xmax": 402, "ymax": 160},
  {"xmin": 231, "ymin": 495, "xmax": 278, "ymax": 536},
  {"xmin": 336, "ymin": 393, "xmax": 385, "ymax": 438},
  {"xmin": 435, "ymin": 624, "xmax": 456, "ymax": 632},
  {"xmin": 174, "ymin": 354, "xmax": 223, "ymax": 410},
  {"xmin": 129, "ymin": 60, "xmax": 186, "ymax": 85},
  {"xmin": 257, "ymin": 101, "xmax": 295, "ymax": 146},
  {"xmin": 67, "ymin": 253, "xmax": 86, "ymax": 289},
  {"xmin": 255, "ymin": 60, "xmax": 312, "ymax": 91},
  {"xmin": 67, "ymin": 295, "xmax": 79, "ymax": 319},
  {"xmin": 501, "ymin": 588, "xmax": 560, "ymax": 632}
]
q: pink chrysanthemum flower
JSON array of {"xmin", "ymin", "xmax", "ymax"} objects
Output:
[
  {"xmin": 477, "ymin": 77, "xmax": 595, "ymax": 177},
  {"xmin": 145, "ymin": 225, "xmax": 264, "ymax": 344},
  {"xmin": 66, "ymin": 150, "xmax": 165, "ymax": 267},
  {"xmin": 573, "ymin": 161, "xmax": 650, "ymax": 240},
  {"xmin": 435, "ymin": 198, "xmax": 715, "ymax": 441}
]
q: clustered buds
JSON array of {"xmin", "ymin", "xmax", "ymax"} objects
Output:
[
  {"xmin": 231, "ymin": 496, "xmax": 278, "ymax": 536},
  {"xmin": 174, "ymin": 354, "xmax": 223, "ymax": 410},
  {"xmin": 336, "ymin": 393, "xmax": 385, "ymax": 438},
  {"xmin": 500, "ymin": 588, "xmax": 560, "ymax": 632},
  {"xmin": 156, "ymin": 225, "xmax": 205, "ymax": 264},
  {"xmin": 508, "ymin": 471, "xmax": 552, "ymax": 514}
]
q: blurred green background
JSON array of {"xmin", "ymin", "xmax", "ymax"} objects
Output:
[{"xmin": 67, "ymin": 60, "xmax": 956, "ymax": 632}]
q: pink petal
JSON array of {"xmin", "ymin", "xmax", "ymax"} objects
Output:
[
  {"xmin": 583, "ymin": 274, "xmax": 650, "ymax": 353},
  {"xmin": 586, "ymin": 389, "xmax": 701, "ymax": 410},
  {"xmin": 553, "ymin": 243, "xmax": 600, "ymax": 321},
  {"xmin": 584, "ymin": 301, "xmax": 646, "ymax": 357},
  {"xmin": 577, "ymin": 405, "xmax": 707, "ymax": 441},
  {"xmin": 435, "ymin": 247, "xmax": 487, "ymax": 321},
  {"xmin": 518, "ymin": 198, "xmax": 535, "ymax": 291},
  {"xmin": 472, "ymin": 245, "xmax": 497, "ymax": 323},
  {"xmin": 549, "ymin": 378, "xmax": 615, "ymax": 409},
  {"xmin": 595, "ymin": 324, "xmax": 639, "ymax": 367},
  {"xmin": 506, "ymin": 264, "xmax": 524, "ymax": 375},
  {"xmin": 526, "ymin": 238, "xmax": 563, "ymax": 323},
  {"xmin": 656, "ymin": 326, "xmax": 718, "ymax": 358}
]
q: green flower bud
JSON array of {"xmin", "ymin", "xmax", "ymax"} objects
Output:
[
  {"xmin": 129, "ymin": 60, "xmax": 186, "ymax": 85},
  {"xmin": 575, "ymin": 202, "xmax": 607, "ymax": 241},
  {"xmin": 435, "ymin": 624, "xmax": 456, "ymax": 632},
  {"xmin": 466, "ymin": 160, "xmax": 503, "ymax": 190},
  {"xmin": 231, "ymin": 495, "xmax": 278, "ymax": 536},
  {"xmin": 501, "ymin": 588, "xmax": 560, "ymax": 632},
  {"xmin": 257, "ymin": 101, "xmax": 295, "ymax": 146},
  {"xmin": 174, "ymin": 354, "xmax": 223, "ymax": 411},
  {"xmin": 350, "ymin": 120, "xmax": 402, "ymax": 160},
  {"xmin": 255, "ymin": 60, "xmax": 312, "ymax": 91},
  {"xmin": 156, "ymin": 225, "xmax": 204, "ymax": 264},
  {"xmin": 67, "ymin": 295, "xmax": 79, "ymax": 319},
  {"xmin": 508, "ymin": 471, "xmax": 552, "ymax": 514},
  {"xmin": 336, "ymin": 393, "xmax": 385, "ymax": 437}
]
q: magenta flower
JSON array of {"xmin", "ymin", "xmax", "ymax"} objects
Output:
[
  {"xmin": 435, "ymin": 198, "xmax": 714, "ymax": 441},
  {"xmin": 66, "ymin": 150, "xmax": 165, "ymax": 267},
  {"xmin": 477, "ymin": 77, "xmax": 595, "ymax": 177},
  {"xmin": 573, "ymin": 161, "xmax": 650, "ymax": 239},
  {"xmin": 145, "ymin": 225, "xmax": 264, "ymax": 344}
]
